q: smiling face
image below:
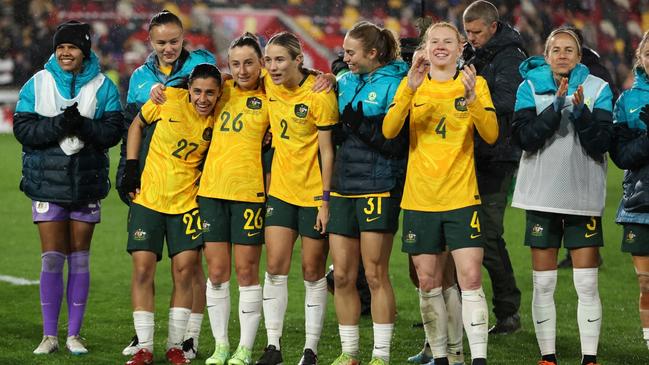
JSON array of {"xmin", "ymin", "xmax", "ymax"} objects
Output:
[
  {"xmin": 228, "ymin": 45, "xmax": 263, "ymax": 90},
  {"xmin": 425, "ymin": 25, "xmax": 462, "ymax": 69},
  {"xmin": 342, "ymin": 35, "xmax": 380, "ymax": 74},
  {"xmin": 545, "ymin": 32, "xmax": 581, "ymax": 78},
  {"xmin": 149, "ymin": 23, "xmax": 184, "ymax": 68},
  {"xmin": 264, "ymin": 44, "xmax": 302, "ymax": 86},
  {"xmin": 189, "ymin": 77, "xmax": 220, "ymax": 117},
  {"xmin": 55, "ymin": 43, "xmax": 84, "ymax": 73}
]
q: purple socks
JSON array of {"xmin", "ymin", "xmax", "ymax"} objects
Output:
[
  {"xmin": 67, "ymin": 251, "xmax": 90, "ymax": 337},
  {"xmin": 40, "ymin": 251, "xmax": 66, "ymax": 336},
  {"xmin": 39, "ymin": 250, "xmax": 90, "ymax": 337}
]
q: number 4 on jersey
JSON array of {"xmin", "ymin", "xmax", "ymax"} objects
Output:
[{"xmin": 435, "ymin": 117, "xmax": 447, "ymax": 138}]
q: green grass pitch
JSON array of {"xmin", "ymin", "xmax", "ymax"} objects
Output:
[{"xmin": 0, "ymin": 133, "xmax": 646, "ymax": 364}]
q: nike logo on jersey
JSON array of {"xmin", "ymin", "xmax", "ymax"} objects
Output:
[
  {"xmin": 470, "ymin": 234, "xmax": 482, "ymax": 239},
  {"xmin": 169, "ymin": 118, "xmax": 181, "ymax": 123},
  {"xmin": 470, "ymin": 322, "xmax": 486, "ymax": 326},
  {"xmin": 584, "ymin": 232, "xmax": 598, "ymax": 238},
  {"xmin": 630, "ymin": 107, "xmax": 640, "ymax": 113},
  {"xmin": 269, "ymin": 98, "xmax": 278, "ymax": 102},
  {"xmin": 138, "ymin": 82, "xmax": 147, "ymax": 89},
  {"xmin": 536, "ymin": 318, "xmax": 550, "ymax": 324},
  {"xmin": 414, "ymin": 102, "xmax": 426, "ymax": 107},
  {"xmin": 587, "ymin": 317, "xmax": 601, "ymax": 322},
  {"xmin": 366, "ymin": 216, "xmax": 381, "ymax": 223},
  {"xmin": 247, "ymin": 232, "xmax": 261, "ymax": 237}
]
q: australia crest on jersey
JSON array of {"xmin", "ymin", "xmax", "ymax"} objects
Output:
[
  {"xmin": 454, "ymin": 97, "xmax": 468, "ymax": 112},
  {"xmin": 247, "ymin": 97, "xmax": 262, "ymax": 110},
  {"xmin": 294, "ymin": 103, "xmax": 309, "ymax": 118}
]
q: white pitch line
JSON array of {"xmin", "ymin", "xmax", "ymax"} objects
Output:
[{"xmin": 0, "ymin": 275, "xmax": 39, "ymax": 286}]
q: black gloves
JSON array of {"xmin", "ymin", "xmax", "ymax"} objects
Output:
[
  {"xmin": 62, "ymin": 102, "xmax": 84, "ymax": 134},
  {"xmin": 122, "ymin": 159, "xmax": 140, "ymax": 196},
  {"xmin": 640, "ymin": 104, "xmax": 649, "ymax": 125},
  {"xmin": 341, "ymin": 101, "xmax": 364, "ymax": 131}
]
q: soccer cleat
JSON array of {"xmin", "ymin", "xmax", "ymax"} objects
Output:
[
  {"xmin": 488, "ymin": 313, "xmax": 521, "ymax": 335},
  {"xmin": 537, "ymin": 361, "xmax": 556, "ymax": 365},
  {"xmin": 182, "ymin": 337, "xmax": 198, "ymax": 360},
  {"xmin": 298, "ymin": 349, "xmax": 317, "ymax": 365},
  {"xmin": 66, "ymin": 335, "xmax": 88, "ymax": 355},
  {"xmin": 205, "ymin": 342, "xmax": 230, "ymax": 365},
  {"xmin": 330, "ymin": 353, "xmax": 360, "ymax": 365},
  {"xmin": 255, "ymin": 345, "xmax": 283, "ymax": 365},
  {"xmin": 126, "ymin": 348, "xmax": 154, "ymax": 365},
  {"xmin": 122, "ymin": 334, "xmax": 140, "ymax": 356},
  {"xmin": 368, "ymin": 358, "xmax": 388, "ymax": 365},
  {"xmin": 228, "ymin": 346, "xmax": 253, "ymax": 365},
  {"xmin": 166, "ymin": 347, "xmax": 191, "ymax": 364},
  {"xmin": 33, "ymin": 335, "xmax": 59, "ymax": 354},
  {"xmin": 407, "ymin": 349, "xmax": 432, "ymax": 364}
]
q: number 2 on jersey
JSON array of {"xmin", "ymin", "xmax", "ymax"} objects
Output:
[
  {"xmin": 172, "ymin": 139, "xmax": 199, "ymax": 160},
  {"xmin": 279, "ymin": 119, "xmax": 290, "ymax": 139},
  {"xmin": 183, "ymin": 209, "xmax": 202, "ymax": 237}
]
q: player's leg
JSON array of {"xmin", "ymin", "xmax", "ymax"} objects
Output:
[
  {"xmin": 567, "ymin": 215, "xmax": 604, "ymax": 365},
  {"xmin": 182, "ymin": 252, "xmax": 206, "ymax": 360},
  {"xmin": 622, "ymin": 223, "xmax": 649, "ymax": 349},
  {"xmin": 442, "ymin": 255, "xmax": 464, "ymax": 365},
  {"xmin": 256, "ymin": 196, "xmax": 298, "ymax": 365},
  {"xmin": 33, "ymin": 208, "xmax": 70, "ymax": 355},
  {"xmin": 228, "ymin": 201, "xmax": 264, "ymax": 365}
]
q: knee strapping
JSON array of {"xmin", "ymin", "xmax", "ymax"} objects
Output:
[
  {"xmin": 573, "ymin": 268, "xmax": 599, "ymax": 302},
  {"xmin": 68, "ymin": 251, "xmax": 89, "ymax": 274},
  {"xmin": 41, "ymin": 251, "xmax": 66, "ymax": 273}
]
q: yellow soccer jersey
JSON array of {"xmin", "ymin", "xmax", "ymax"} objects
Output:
[
  {"xmin": 133, "ymin": 87, "xmax": 215, "ymax": 214},
  {"xmin": 264, "ymin": 74, "xmax": 339, "ymax": 207},
  {"xmin": 384, "ymin": 73, "xmax": 498, "ymax": 212},
  {"xmin": 198, "ymin": 80, "xmax": 269, "ymax": 202}
]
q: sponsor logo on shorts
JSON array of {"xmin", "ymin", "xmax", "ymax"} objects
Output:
[
  {"xmin": 294, "ymin": 103, "xmax": 309, "ymax": 118},
  {"xmin": 584, "ymin": 232, "xmax": 598, "ymax": 239},
  {"xmin": 202, "ymin": 221, "xmax": 211, "ymax": 233},
  {"xmin": 133, "ymin": 229, "xmax": 147, "ymax": 241},
  {"xmin": 191, "ymin": 233, "xmax": 202, "ymax": 240},
  {"xmin": 626, "ymin": 230, "xmax": 636, "ymax": 243},
  {"xmin": 366, "ymin": 216, "xmax": 381, "ymax": 223},
  {"xmin": 246, "ymin": 96, "xmax": 263, "ymax": 110},
  {"xmin": 404, "ymin": 231, "xmax": 417, "ymax": 244},
  {"xmin": 247, "ymin": 232, "xmax": 261, "ymax": 237},
  {"xmin": 531, "ymin": 224, "xmax": 544, "ymax": 237},
  {"xmin": 35, "ymin": 201, "xmax": 50, "ymax": 214},
  {"xmin": 470, "ymin": 233, "xmax": 482, "ymax": 239},
  {"xmin": 266, "ymin": 206, "xmax": 274, "ymax": 218}
]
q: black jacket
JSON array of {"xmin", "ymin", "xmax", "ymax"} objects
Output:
[{"xmin": 463, "ymin": 22, "xmax": 527, "ymax": 167}]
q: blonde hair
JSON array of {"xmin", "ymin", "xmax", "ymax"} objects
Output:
[
  {"xmin": 544, "ymin": 28, "xmax": 582, "ymax": 56},
  {"xmin": 422, "ymin": 22, "xmax": 463, "ymax": 46},
  {"xmin": 635, "ymin": 30, "xmax": 649, "ymax": 71}
]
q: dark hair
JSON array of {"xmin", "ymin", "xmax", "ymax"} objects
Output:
[
  {"xmin": 188, "ymin": 63, "xmax": 222, "ymax": 85},
  {"xmin": 229, "ymin": 32, "xmax": 263, "ymax": 59},
  {"xmin": 463, "ymin": 0, "xmax": 499, "ymax": 24},
  {"xmin": 347, "ymin": 21, "xmax": 400, "ymax": 64},
  {"xmin": 148, "ymin": 10, "xmax": 183, "ymax": 32}
]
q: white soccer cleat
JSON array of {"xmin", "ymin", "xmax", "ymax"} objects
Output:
[
  {"xmin": 122, "ymin": 335, "xmax": 139, "ymax": 356},
  {"xmin": 66, "ymin": 335, "xmax": 88, "ymax": 355},
  {"xmin": 33, "ymin": 335, "xmax": 59, "ymax": 355}
]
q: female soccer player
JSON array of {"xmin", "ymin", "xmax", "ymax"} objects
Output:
[
  {"xmin": 383, "ymin": 22, "xmax": 498, "ymax": 365},
  {"xmin": 511, "ymin": 28, "xmax": 613, "ymax": 365},
  {"xmin": 256, "ymin": 31, "xmax": 337, "ymax": 365},
  {"xmin": 610, "ymin": 30, "xmax": 649, "ymax": 351},
  {"xmin": 13, "ymin": 20, "xmax": 122, "ymax": 355},
  {"xmin": 117, "ymin": 10, "xmax": 215, "ymax": 359},
  {"xmin": 197, "ymin": 33, "xmax": 269, "ymax": 365},
  {"xmin": 122, "ymin": 63, "xmax": 221, "ymax": 365},
  {"xmin": 327, "ymin": 21, "xmax": 408, "ymax": 365}
]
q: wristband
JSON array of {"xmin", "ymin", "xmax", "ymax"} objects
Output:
[{"xmin": 322, "ymin": 190, "xmax": 331, "ymax": 202}]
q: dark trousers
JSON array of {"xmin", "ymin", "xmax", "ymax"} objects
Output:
[{"xmin": 477, "ymin": 162, "xmax": 521, "ymax": 320}]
